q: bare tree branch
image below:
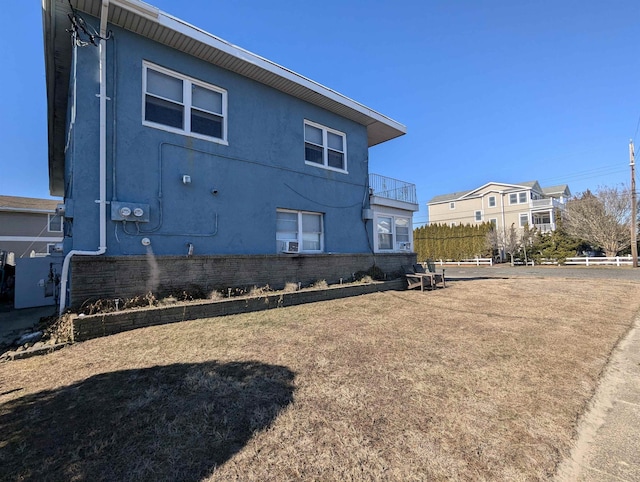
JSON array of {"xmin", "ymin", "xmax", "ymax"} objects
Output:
[{"xmin": 564, "ymin": 186, "xmax": 633, "ymax": 256}]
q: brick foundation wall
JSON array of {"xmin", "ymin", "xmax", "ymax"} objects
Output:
[
  {"xmin": 72, "ymin": 279, "xmax": 406, "ymax": 341},
  {"xmin": 69, "ymin": 253, "xmax": 416, "ymax": 309}
]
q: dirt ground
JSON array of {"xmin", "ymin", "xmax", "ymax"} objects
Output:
[{"xmin": 1, "ymin": 277, "xmax": 640, "ymax": 481}]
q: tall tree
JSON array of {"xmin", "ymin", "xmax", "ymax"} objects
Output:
[{"xmin": 564, "ymin": 186, "xmax": 634, "ymax": 257}]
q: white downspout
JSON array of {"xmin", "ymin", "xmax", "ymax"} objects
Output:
[{"xmin": 59, "ymin": 0, "xmax": 110, "ymax": 315}]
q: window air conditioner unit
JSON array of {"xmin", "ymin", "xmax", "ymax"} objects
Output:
[
  {"xmin": 399, "ymin": 242, "xmax": 411, "ymax": 251},
  {"xmin": 282, "ymin": 241, "xmax": 299, "ymax": 253}
]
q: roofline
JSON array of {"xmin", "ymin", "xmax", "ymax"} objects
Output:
[
  {"xmin": 0, "ymin": 207, "xmax": 57, "ymax": 214},
  {"xmin": 42, "ymin": 0, "xmax": 407, "ymax": 196},
  {"xmin": 157, "ymin": 9, "xmax": 407, "ymax": 137}
]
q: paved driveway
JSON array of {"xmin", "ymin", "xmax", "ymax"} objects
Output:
[{"xmin": 443, "ymin": 265, "xmax": 640, "ymax": 282}]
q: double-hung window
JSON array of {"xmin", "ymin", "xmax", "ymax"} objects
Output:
[
  {"xmin": 519, "ymin": 213, "xmax": 529, "ymax": 227},
  {"xmin": 475, "ymin": 210, "xmax": 482, "ymax": 222},
  {"xmin": 304, "ymin": 120, "xmax": 347, "ymax": 172},
  {"xmin": 143, "ymin": 62, "xmax": 227, "ymax": 144},
  {"xmin": 509, "ymin": 191, "xmax": 529, "ymax": 205},
  {"xmin": 276, "ymin": 209, "xmax": 324, "ymax": 253},
  {"xmin": 48, "ymin": 214, "xmax": 62, "ymax": 233},
  {"xmin": 488, "ymin": 196, "xmax": 496, "ymax": 208},
  {"xmin": 377, "ymin": 215, "xmax": 411, "ymax": 251}
]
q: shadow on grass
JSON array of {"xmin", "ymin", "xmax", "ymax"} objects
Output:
[{"xmin": 0, "ymin": 360, "xmax": 295, "ymax": 481}]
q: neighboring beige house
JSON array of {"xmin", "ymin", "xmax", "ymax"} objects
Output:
[
  {"xmin": 427, "ymin": 181, "xmax": 571, "ymax": 233},
  {"xmin": 0, "ymin": 195, "xmax": 63, "ymax": 261}
]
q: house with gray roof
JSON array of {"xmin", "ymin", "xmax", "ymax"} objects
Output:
[{"xmin": 427, "ymin": 181, "xmax": 571, "ymax": 233}]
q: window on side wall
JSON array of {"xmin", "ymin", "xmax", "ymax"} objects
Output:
[
  {"xmin": 304, "ymin": 120, "xmax": 347, "ymax": 172},
  {"xmin": 48, "ymin": 214, "xmax": 62, "ymax": 233},
  {"xmin": 377, "ymin": 216, "xmax": 411, "ymax": 251},
  {"xmin": 509, "ymin": 193, "xmax": 518, "ymax": 204},
  {"xmin": 449, "ymin": 202, "xmax": 455, "ymax": 209},
  {"xmin": 276, "ymin": 210, "xmax": 324, "ymax": 253},
  {"xmin": 143, "ymin": 62, "xmax": 227, "ymax": 144},
  {"xmin": 519, "ymin": 213, "xmax": 529, "ymax": 227},
  {"xmin": 519, "ymin": 192, "xmax": 528, "ymax": 203},
  {"xmin": 488, "ymin": 196, "xmax": 496, "ymax": 207},
  {"xmin": 475, "ymin": 210, "xmax": 482, "ymax": 222}
]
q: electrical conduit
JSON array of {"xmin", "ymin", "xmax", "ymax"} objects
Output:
[{"xmin": 59, "ymin": 0, "xmax": 110, "ymax": 315}]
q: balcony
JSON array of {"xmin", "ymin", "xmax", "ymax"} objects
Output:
[
  {"xmin": 369, "ymin": 173, "xmax": 417, "ymax": 205},
  {"xmin": 533, "ymin": 223, "xmax": 555, "ymax": 233},
  {"xmin": 531, "ymin": 198, "xmax": 563, "ymax": 211}
]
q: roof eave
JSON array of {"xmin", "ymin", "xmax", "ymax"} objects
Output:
[{"xmin": 42, "ymin": 0, "xmax": 406, "ymax": 192}]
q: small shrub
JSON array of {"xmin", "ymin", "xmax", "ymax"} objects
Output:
[
  {"xmin": 283, "ymin": 282, "xmax": 298, "ymax": 292},
  {"xmin": 311, "ymin": 280, "xmax": 328, "ymax": 289},
  {"xmin": 208, "ymin": 290, "xmax": 223, "ymax": 300},
  {"xmin": 249, "ymin": 284, "xmax": 272, "ymax": 297}
]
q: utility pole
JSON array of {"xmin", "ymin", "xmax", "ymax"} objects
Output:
[{"xmin": 630, "ymin": 140, "xmax": 638, "ymax": 267}]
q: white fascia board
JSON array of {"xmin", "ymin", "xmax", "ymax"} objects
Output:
[
  {"xmin": 157, "ymin": 13, "xmax": 406, "ymax": 135},
  {"xmin": 110, "ymin": 0, "xmax": 159, "ymax": 21},
  {"xmin": 0, "ymin": 236, "xmax": 63, "ymax": 242},
  {"xmin": 461, "ymin": 182, "xmax": 531, "ymax": 199},
  {"xmin": 0, "ymin": 208, "xmax": 56, "ymax": 214}
]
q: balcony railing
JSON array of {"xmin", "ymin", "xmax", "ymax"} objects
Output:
[
  {"xmin": 531, "ymin": 198, "xmax": 564, "ymax": 210},
  {"xmin": 534, "ymin": 223, "xmax": 554, "ymax": 233},
  {"xmin": 369, "ymin": 173, "xmax": 417, "ymax": 204}
]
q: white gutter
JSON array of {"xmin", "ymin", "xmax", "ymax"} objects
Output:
[{"xmin": 59, "ymin": 0, "xmax": 110, "ymax": 314}]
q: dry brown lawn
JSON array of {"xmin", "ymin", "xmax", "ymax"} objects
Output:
[{"xmin": 1, "ymin": 278, "xmax": 640, "ymax": 481}]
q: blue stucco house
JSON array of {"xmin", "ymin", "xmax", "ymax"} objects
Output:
[{"xmin": 43, "ymin": 0, "xmax": 418, "ymax": 312}]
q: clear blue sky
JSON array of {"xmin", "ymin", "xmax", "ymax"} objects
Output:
[{"xmin": 1, "ymin": 0, "xmax": 639, "ymax": 226}]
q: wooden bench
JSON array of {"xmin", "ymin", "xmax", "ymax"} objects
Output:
[
  {"xmin": 424, "ymin": 260, "xmax": 446, "ymax": 288},
  {"xmin": 402, "ymin": 264, "xmax": 436, "ymax": 291}
]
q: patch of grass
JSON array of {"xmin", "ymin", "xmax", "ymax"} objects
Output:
[{"xmin": 2, "ymin": 278, "xmax": 640, "ymax": 480}]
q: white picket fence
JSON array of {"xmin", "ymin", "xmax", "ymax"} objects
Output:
[
  {"xmin": 434, "ymin": 258, "xmax": 493, "ymax": 267},
  {"xmin": 564, "ymin": 256, "xmax": 633, "ymax": 267}
]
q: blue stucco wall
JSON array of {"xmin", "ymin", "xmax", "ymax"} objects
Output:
[{"xmin": 65, "ymin": 18, "xmax": 373, "ymax": 257}]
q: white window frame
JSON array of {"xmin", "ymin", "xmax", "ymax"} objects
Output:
[
  {"xmin": 519, "ymin": 212, "xmax": 530, "ymax": 227},
  {"xmin": 142, "ymin": 61, "xmax": 228, "ymax": 145},
  {"xmin": 304, "ymin": 120, "xmax": 347, "ymax": 173},
  {"xmin": 474, "ymin": 210, "xmax": 482, "ymax": 222},
  {"xmin": 509, "ymin": 192, "xmax": 529, "ymax": 205},
  {"xmin": 449, "ymin": 202, "xmax": 455, "ymax": 209},
  {"xmin": 276, "ymin": 209, "xmax": 324, "ymax": 253},
  {"xmin": 375, "ymin": 214, "xmax": 412, "ymax": 252},
  {"xmin": 48, "ymin": 213, "xmax": 63, "ymax": 233},
  {"xmin": 488, "ymin": 196, "xmax": 496, "ymax": 208}
]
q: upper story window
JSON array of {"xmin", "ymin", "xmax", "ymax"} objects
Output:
[
  {"xmin": 488, "ymin": 196, "xmax": 496, "ymax": 207},
  {"xmin": 449, "ymin": 202, "xmax": 455, "ymax": 209},
  {"xmin": 304, "ymin": 120, "xmax": 347, "ymax": 172},
  {"xmin": 143, "ymin": 62, "xmax": 227, "ymax": 144},
  {"xmin": 474, "ymin": 210, "xmax": 482, "ymax": 222},
  {"xmin": 48, "ymin": 214, "xmax": 62, "ymax": 233},
  {"xmin": 509, "ymin": 191, "xmax": 529, "ymax": 205}
]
